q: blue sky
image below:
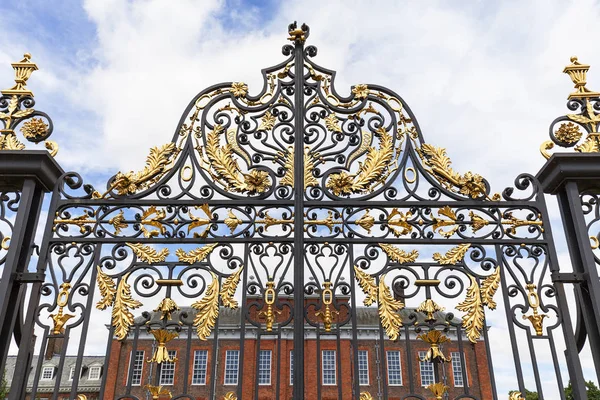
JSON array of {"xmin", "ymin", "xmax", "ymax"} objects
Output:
[{"xmin": 2, "ymin": 0, "xmax": 600, "ymax": 396}]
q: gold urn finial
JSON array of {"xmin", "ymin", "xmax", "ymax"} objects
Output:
[
  {"xmin": 563, "ymin": 56, "xmax": 600, "ymax": 99},
  {"xmin": 1, "ymin": 53, "xmax": 39, "ymax": 97}
]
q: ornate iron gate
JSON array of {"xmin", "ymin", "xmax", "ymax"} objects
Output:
[{"xmin": 1, "ymin": 23, "xmax": 599, "ymax": 400}]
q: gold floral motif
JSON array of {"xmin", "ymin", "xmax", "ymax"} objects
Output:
[
  {"xmin": 201, "ymin": 124, "xmax": 271, "ymax": 195},
  {"xmin": 219, "ymin": 266, "xmax": 243, "ymax": 309},
  {"xmin": 502, "ymin": 212, "xmax": 544, "ymax": 235},
  {"xmin": 147, "ymin": 329, "xmax": 178, "ymax": 364},
  {"xmin": 378, "ymin": 243, "xmax": 419, "ymax": 264},
  {"xmin": 355, "ymin": 210, "xmax": 375, "ymax": 233},
  {"xmin": 433, "ymin": 244, "xmax": 471, "ymax": 265},
  {"xmin": 315, "ymin": 281, "xmax": 338, "ymax": 332},
  {"xmin": 96, "ymin": 266, "xmax": 116, "ymax": 310},
  {"xmin": 278, "ymin": 146, "xmax": 319, "ymax": 189},
  {"xmin": 480, "ymin": 267, "xmax": 501, "ymax": 310},
  {"xmin": 352, "ymin": 84, "xmax": 370, "ymax": 100},
  {"xmin": 224, "ymin": 210, "xmax": 242, "ymax": 233},
  {"xmin": 418, "ymin": 144, "xmax": 487, "ymax": 199},
  {"xmin": 566, "ymin": 99, "xmax": 600, "ymax": 152},
  {"xmin": 258, "ymin": 110, "xmax": 277, "ymax": 131},
  {"xmin": 354, "ymin": 266, "xmax": 377, "ymax": 306},
  {"xmin": 230, "ymin": 82, "xmax": 248, "ymax": 98},
  {"xmin": 20, "ymin": 117, "xmax": 47, "ymax": 140},
  {"xmin": 324, "ymin": 113, "xmax": 342, "ymax": 133},
  {"xmin": 192, "ymin": 272, "xmax": 220, "ymax": 340},
  {"xmin": 304, "ymin": 210, "xmax": 341, "ymax": 233},
  {"xmin": 523, "ymin": 283, "xmax": 547, "ymax": 336},
  {"xmin": 387, "ymin": 208, "xmax": 412, "ymax": 237},
  {"xmin": 378, "ymin": 274, "xmax": 404, "ymax": 340},
  {"xmin": 105, "ymin": 143, "xmax": 177, "ymax": 197},
  {"xmin": 49, "ymin": 283, "xmax": 75, "ymax": 335},
  {"xmin": 188, "ymin": 204, "xmax": 213, "ymax": 238},
  {"xmin": 427, "ymin": 382, "xmax": 449, "ymax": 399},
  {"xmin": 154, "ymin": 297, "xmax": 180, "ymax": 321},
  {"xmin": 53, "ymin": 213, "xmax": 95, "ymax": 234},
  {"xmin": 255, "ymin": 211, "xmax": 294, "ymax": 231},
  {"xmin": 432, "ymin": 206, "xmax": 459, "ymax": 238},
  {"xmin": 417, "ymin": 330, "xmax": 451, "ymax": 363},
  {"xmin": 469, "ymin": 211, "xmax": 489, "ymax": 233},
  {"xmin": 416, "ymin": 299, "xmax": 445, "ymax": 322},
  {"xmin": 176, "ymin": 243, "xmax": 218, "ymax": 264},
  {"xmin": 139, "ymin": 206, "xmax": 167, "ymax": 238},
  {"xmin": 346, "ymin": 130, "xmax": 373, "ymax": 167},
  {"xmin": 326, "ymin": 127, "xmax": 398, "ymax": 196},
  {"xmin": 555, "ymin": 122, "xmax": 583, "ymax": 144},
  {"xmin": 126, "ymin": 242, "xmax": 169, "ymax": 264},
  {"xmin": 109, "ymin": 210, "xmax": 128, "ymax": 235},
  {"xmin": 145, "ymin": 385, "xmax": 172, "ymax": 399}
]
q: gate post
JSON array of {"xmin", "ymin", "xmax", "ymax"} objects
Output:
[
  {"xmin": 537, "ymin": 153, "xmax": 600, "ymax": 385},
  {"xmin": 0, "ymin": 151, "xmax": 63, "ymax": 384}
]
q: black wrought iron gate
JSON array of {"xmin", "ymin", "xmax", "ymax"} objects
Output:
[{"xmin": 2, "ymin": 23, "xmax": 600, "ymax": 400}]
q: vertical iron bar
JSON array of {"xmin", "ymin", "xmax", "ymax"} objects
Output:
[
  {"xmin": 292, "ymin": 32, "xmax": 306, "ymax": 400},
  {"xmin": 527, "ymin": 335, "xmax": 544, "ymax": 398},
  {"xmin": 348, "ymin": 245, "xmax": 361, "ymax": 399},
  {"xmin": 237, "ymin": 243, "xmax": 250, "ymax": 399},
  {"xmin": 0, "ymin": 179, "xmax": 43, "ymax": 371}
]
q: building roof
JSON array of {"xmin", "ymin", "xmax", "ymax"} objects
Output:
[{"xmin": 3, "ymin": 355, "xmax": 104, "ymax": 393}]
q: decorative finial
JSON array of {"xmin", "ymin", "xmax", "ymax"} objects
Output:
[
  {"xmin": 1, "ymin": 53, "xmax": 39, "ymax": 97},
  {"xmin": 288, "ymin": 21, "xmax": 310, "ymax": 43},
  {"xmin": 563, "ymin": 56, "xmax": 600, "ymax": 99}
]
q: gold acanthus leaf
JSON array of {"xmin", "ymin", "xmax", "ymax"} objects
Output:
[
  {"xmin": 326, "ymin": 127, "xmax": 397, "ymax": 195},
  {"xmin": 432, "ymin": 205, "xmax": 459, "ymax": 238},
  {"xmin": 140, "ymin": 206, "xmax": 167, "ymax": 238},
  {"xmin": 258, "ymin": 110, "xmax": 277, "ymax": 132},
  {"xmin": 279, "ymin": 146, "xmax": 319, "ymax": 189},
  {"xmin": 433, "ymin": 244, "xmax": 471, "ymax": 265},
  {"xmin": 192, "ymin": 272, "xmax": 220, "ymax": 340},
  {"xmin": 109, "ymin": 210, "xmax": 128, "ymax": 235},
  {"xmin": 480, "ymin": 267, "xmax": 501, "ymax": 310},
  {"xmin": 279, "ymin": 146, "xmax": 294, "ymax": 187},
  {"xmin": 378, "ymin": 243, "xmax": 419, "ymax": 264},
  {"xmin": 354, "ymin": 266, "xmax": 377, "ymax": 306},
  {"xmin": 126, "ymin": 242, "xmax": 169, "ymax": 264},
  {"xmin": 176, "ymin": 243, "xmax": 218, "ymax": 264},
  {"xmin": 418, "ymin": 144, "xmax": 487, "ymax": 199},
  {"xmin": 96, "ymin": 266, "xmax": 116, "ymax": 310},
  {"xmin": 112, "ymin": 272, "xmax": 143, "ymax": 340},
  {"xmin": 0, "ymin": 133, "xmax": 25, "ymax": 150},
  {"xmin": 324, "ymin": 113, "xmax": 342, "ymax": 133},
  {"xmin": 378, "ymin": 275, "xmax": 404, "ymax": 341},
  {"xmin": 219, "ymin": 266, "xmax": 243, "ymax": 309},
  {"xmin": 304, "ymin": 146, "xmax": 319, "ymax": 188},
  {"xmin": 455, "ymin": 275, "xmax": 484, "ymax": 343},
  {"xmin": 224, "ymin": 210, "xmax": 242, "ymax": 233},
  {"xmin": 112, "ymin": 142, "xmax": 177, "ymax": 196},
  {"xmin": 201, "ymin": 124, "xmax": 270, "ymax": 195}
]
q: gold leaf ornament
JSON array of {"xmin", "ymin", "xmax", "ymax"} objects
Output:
[
  {"xmin": 354, "ymin": 266, "xmax": 377, "ymax": 306},
  {"xmin": 480, "ymin": 267, "xmax": 501, "ymax": 310},
  {"xmin": 378, "ymin": 275, "xmax": 404, "ymax": 340},
  {"xmin": 378, "ymin": 243, "xmax": 419, "ymax": 264},
  {"xmin": 112, "ymin": 272, "xmax": 143, "ymax": 340},
  {"xmin": 126, "ymin": 242, "xmax": 169, "ymax": 264},
  {"xmin": 176, "ymin": 243, "xmax": 218, "ymax": 264},
  {"xmin": 192, "ymin": 272, "xmax": 220, "ymax": 340},
  {"xmin": 96, "ymin": 266, "xmax": 116, "ymax": 310},
  {"xmin": 258, "ymin": 110, "xmax": 277, "ymax": 131},
  {"xmin": 147, "ymin": 329, "xmax": 178, "ymax": 364},
  {"xmin": 219, "ymin": 266, "xmax": 243, "ymax": 309},
  {"xmin": 433, "ymin": 244, "xmax": 471, "ymax": 265}
]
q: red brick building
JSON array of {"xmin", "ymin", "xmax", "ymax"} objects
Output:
[{"xmin": 104, "ymin": 306, "xmax": 493, "ymax": 400}]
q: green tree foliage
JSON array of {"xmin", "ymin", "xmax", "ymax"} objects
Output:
[
  {"xmin": 0, "ymin": 371, "xmax": 8, "ymax": 400},
  {"xmin": 564, "ymin": 380, "xmax": 600, "ymax": 400}
]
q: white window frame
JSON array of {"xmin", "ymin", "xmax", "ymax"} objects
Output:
[
  {"xmin": 224, "ymin": 350, "xmax": 239, "ymax": 385},
  {"xmin": 358, "ymin": 350, "xmax": 369, "ymax": 386},
  {"xmin": 386, "ymin": 351, "xmax": 402, "ymax": 386},
  {"xmin": 192, "ymin": 350, "xmax": 208, "ymax": 385},
  {"xmin": 159, "ymin": 350, "xmax": 177, "ymax": 385},
  {"xmin": 258, "ymin": 350, "xmax": 272, "ymax": 386},
  {"xmin": 88, "ymin": 366, "xmax": 101, "ymax": 380},
  {"xmin": 322, "ymin": 350, "xmax": 336, "ymax": 386},
  {"xmin": 69, "ymin": 367, "xmax": 75, "ymax": 381},
  {"xmin": 451, "ymin": 352, "xmax": 467, "ymax": 387},
  {"xmin": 128, "ymin": 350, "xmax": 144, "ymax": 386},
  {"xmin": 289, "ymin": 351, "xmax": 294, "ymax": 386},
  {"xmin": 41, "ymin": 366, "xmax": 54, "ymax": 380},
  {"xmin": 418, "ymin": 351, "xmax": 434, "ymax": 387}
]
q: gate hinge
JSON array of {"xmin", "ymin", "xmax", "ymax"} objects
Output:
[
  {"xmin": 14, "ymin": 272, "xmax": 45, "ymax": 283},
  {"xmin": 551, "ymin": 272, "xmax": 587, "ymax": 283}
]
